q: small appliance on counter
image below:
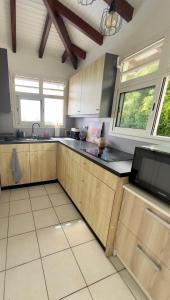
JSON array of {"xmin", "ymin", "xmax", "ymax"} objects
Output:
[
  {"xmin": 70, "ymin": 128, "xmax": 80, "ymax": 140},
  {"xmin": 130, "ymin": 145, "xmax": 170, "ymax": 204},
  {"xmin": 79, "ymin": 126, "xmax": 88, "ymax": 141}
]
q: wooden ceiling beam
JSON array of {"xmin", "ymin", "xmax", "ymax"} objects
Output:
[
  {"xmin": 104, "ymin": 0, "xmax": 134, "ymax": 22},
  {"xmin": 62, "ymin": 44, "xmax": 86, "ymax": 63},
  {"xmin": 39, "ymin": 14, "xmax": 52, "ymax": 58},
  {"xmin": 48, "ymin": 0, "xmax": 103, "ymax": 45},
  {"xmin": 10, "ymin": 0, "xmax": 16, "ymax": 52},
  {"xmin": 43, "ymin": 0, "xmax": 78, "ymax": 69}
]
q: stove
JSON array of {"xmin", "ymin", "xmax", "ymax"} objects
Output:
[{"xmin": 82, "ymin": 147, "xmax": 133, "ymax": 162}]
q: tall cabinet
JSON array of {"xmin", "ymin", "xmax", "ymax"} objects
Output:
[{"xmin": 68, "ymin": 53, "xmax": 117, "ymax": 117}]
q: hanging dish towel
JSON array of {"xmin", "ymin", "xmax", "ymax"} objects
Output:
[{"xmin": 11, "ymin": 149, "xmax": 22, "ymax": 184}]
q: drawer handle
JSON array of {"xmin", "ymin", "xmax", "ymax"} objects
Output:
[
  {"xmin": 136, "ymin": 245, "xmax": 161, "ymax": 272},
  {"xmin": 145, "ymin": 208, "xmax": 170, "ymax": 229}
]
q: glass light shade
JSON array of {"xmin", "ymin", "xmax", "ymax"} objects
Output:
[
  {"xmin": 100, "ymin": 7, "xmax": 122, "ymax": 36},
  {"xmin": 78, "ymin": 0, "xmax": 95, "ymax": 5}
]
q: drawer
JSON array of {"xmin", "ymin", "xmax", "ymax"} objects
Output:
[
  {"xmin": 116, "ymin": 222, "xmax": 170, "ymax": 300},
  {"xmin": 120, "ymin": 189, "xmax": 170, "ymax": 269},
  {"xmin": 80, "ymin": 156, "xmax": 119, "ymax": 191},
  {"xmin": 0, "ymin": 144, "xmax": 30, "ymax": 153},
  {"xmin": 29, "ymin": 143, "xmax": 56, "ymax": 151}
]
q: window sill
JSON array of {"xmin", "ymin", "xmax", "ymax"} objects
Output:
[{"xmin": 109, "ymin": 130, "xmax": 170, "ymax": 146}]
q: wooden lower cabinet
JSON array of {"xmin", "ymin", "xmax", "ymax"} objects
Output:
[
  {"xmin": 57, "ymin": 144, "xmax": 125, "ymax": 249},
  {"xmin": 0, "ymin": 144, "xmax": 30, "ymax": 187},
  {"xmin": 30, "ymin": 150, "xmax": 57, "ymax": 183},
  {"xmin": 116, "ymin": 185, "xmax": 170, "ymax": 300}
]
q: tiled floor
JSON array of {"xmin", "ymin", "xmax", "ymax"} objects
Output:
[{"xmin": 0, "ymin": 183, "xmax": 144, "ymax": 300}]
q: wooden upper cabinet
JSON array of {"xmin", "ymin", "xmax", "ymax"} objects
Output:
[
  {"xmin": 68, "ymin": 72, "xmax": 82, "ymax": 115},
  {"xmin": 68, "ymin": 53, "xmax": 117, "ymax": 117}
]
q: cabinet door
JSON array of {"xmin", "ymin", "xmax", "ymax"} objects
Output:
[
  {"xmin": 81, "ymin": 56, "xmax": 105, "ymax": 114},
  {"xmin": 0, "ymin": 152, "xmax": 30, "ymax": 187},
  {"xmin": 81, "ymin": 167, "xmax": 115, "ymax": 246},
  {"xmin": 68, "ymin": 72, "xmax": 82, "ymax": 115},
  {"xmin": 30, "ymin": 151, "xmax": 57, "ymax": 183}
]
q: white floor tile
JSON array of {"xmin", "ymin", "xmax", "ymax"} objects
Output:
[
  {"xmin": 0, "ymin": 218, "xmax": 8, "ymax": 240},
  {"xmin": 89, "ymin": 274, "xmax": 135, "ymax": 300},
  {"xmin": 0, "ymin": 272, "xmax": 5, "ymax": 300},
  {"xmin": 72, "ymin": 240, "xmax": 115, "ymax": 285},
  {"xmin": 0, "ymin": 191, "xmax": 10, "ymax": 203},
  {"xmin": 54, "ymin": 204, "xmax": 81, "ymax": 223},
  {"xmin": 45, "ymin": 183, "xmax": 64, "ymax": 194},
  {"xmin": 0, "ymin": 203, "xmax": 9, "ymax": 218},
  {"xmin": 7, "ymin": 231, "xmax": 40, "ymax": 269},
  {"xmin": 29, "ymin": 186, "xmax": 47, "ymax": 198},
  {"xmin": 8, "ymin": 213, "xmax": 35, "ymax": 237},
  {"xmin": 31, "ymin": 195, "xmax": 52, "ymax": 211},
  {"xmin": 10, "ymin": 188, "xmax": 29, "ymax": 201},
  {"xmin": 10, "ymin": 199, "xmax": 31, "ymax": 216},
  {"xmin": 62, "ymin": 220, "xmax": 95, "ymax": 247},
  {"xmin": 50, "ymin": 192, "xmax": 71, "ymax": 206},
  {"xmin": 33, "ymin": 208, "xmax": 59, "ymax": 229},
  {"xmin": 0, "ymin": 239, "xmax": 7, "ymax": 271},
  {"xmin": 42, "ymin": 249, "xmax": 86, "ymax": 300},
  {"xmin": 5, "ymin": 260, "xmax": 48, "ymax": 300},
  {"xmin": 37, "ymin": 226, "xmax": 69, "ymax": 257},
  {"xmin": 62, "ymin": 288, "xmax": 92, "ymax": 300}
]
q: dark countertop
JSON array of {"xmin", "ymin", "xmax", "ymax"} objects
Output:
[{"xmin": 0, "ymin": 138, "xmax": 133, "ymax": 177}]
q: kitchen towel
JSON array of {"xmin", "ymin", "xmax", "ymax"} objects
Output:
[{"xmin": 11, "ymin": 148, "xmax": 22, "ymax": 183}]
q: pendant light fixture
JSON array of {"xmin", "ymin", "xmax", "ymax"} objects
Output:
[
  {"xmin": 78, "ymin": 0, "xmax": 96, "ymax": 5},
  {"xmin": 100, "ymin": 0, "xmax": 122, "ymax": 36}
]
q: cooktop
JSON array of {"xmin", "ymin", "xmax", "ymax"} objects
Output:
[{"xmin": 82, "ymin": 147, "xmax": 133, "ymax": 162}]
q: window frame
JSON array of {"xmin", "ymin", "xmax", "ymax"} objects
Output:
[
  {"xmin": 12, "ymin": 76, "xmax": 66, "ymax": 128},
  {"xmin": 111, "ymin": 35, "xmax": 170, "ymax": 144}
]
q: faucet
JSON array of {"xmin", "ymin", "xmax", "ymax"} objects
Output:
[{"xmin": 32, "ymin": 123, "xmax": 40, "ymax": 138}]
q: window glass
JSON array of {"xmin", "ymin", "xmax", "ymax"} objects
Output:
[
  {"xmin": 116, "ymin": 86, "xmax": 155, "ymax": 129},
  {"xmin": 121, "ymin": 39, "xmax": 164, "ymax": 82},
  {"xmin": 156, "ymin": 79, "xmax": 170, "ymax": 137},
  {"xmin": 43, "ymin": 81, "xmax": 64, "ymax": 96},
  {"xmin": 20, "ymin": 99, "xmax": 41, "ymax": 122},
  {"xmin": 44, "ymin": 98, "xmax": 64, "ymax": 125},
  {"xmin": 15, "ymin": 77, "xmax": 39, "ymax": 94}
]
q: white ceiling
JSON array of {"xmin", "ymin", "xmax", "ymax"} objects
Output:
[{"xmin": 0, "ymin": 0, "xmax": 145, "ymax": 62}]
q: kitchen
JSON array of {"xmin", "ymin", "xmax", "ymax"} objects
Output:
[{"xmin": 0, "ymin": 0, "xmax": 169, "ymax": 300}]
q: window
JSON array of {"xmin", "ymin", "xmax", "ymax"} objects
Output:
[
  {"xmin": 121, "ymin": 39, "xmax": 164, "ymax": 82},
  {"xmin": 112, "ymin": 37, "xmax": 170, "ymax": 141},
  {"xmin": 116, "ymin": 86, "xmax": 155, "ymax": 129},
  {"xmin": 155, "ymin": 78, "xmax": 170, "ymax": 137},
  {"xmin": 14, "ymin": 76, "xmax": 65, "ymax": 127}
]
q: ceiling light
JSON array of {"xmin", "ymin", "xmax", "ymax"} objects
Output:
[
  {"xmin": 78, "ymin": 0, "xmax": 96, "ymax": 5},
  {"xmin": 100, "ymin": 0, "xmax": 122, "ymax": 36}
]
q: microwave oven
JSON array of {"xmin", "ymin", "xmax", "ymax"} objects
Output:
[{"xmin": 129, "ymin": 145, "xmax": 170, "ymax": 204}]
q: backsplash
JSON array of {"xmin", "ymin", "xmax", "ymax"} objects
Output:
[{"xmin": 73, "ymin": 117, "xmax": 152, "ymax": 154}]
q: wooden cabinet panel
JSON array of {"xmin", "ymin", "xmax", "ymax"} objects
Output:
[
  {"xmin": 68, "ymin": 72, "xmax": 82, "ymax": 115},
  {"xmin": 30, "ymin": 143, "xmax": 56, "ymax": 152},
  {"xmin": 30, "ymin": 150, "xmax": 57, "ymax": 183},
  {"xmin": 120, "ymin": 189, "xmax": 170, "ymax": 269},
  {"xmin": 116, "ymin": 222, "xmax": 170, "ymax": 300},
  {"xmin": 0, "ymin": 144, "xmax": 29, "ymax": 153},
  {"xmin": 81, "ymin": 56, "xmax": 104, "ymax": 115},
  {"xmin": 0, "ymin": 151, "xmax": 30, "ymax": 187},
  {"xmin": 80, "ymin": 155, "xmax": 119, "ymax": 191}
]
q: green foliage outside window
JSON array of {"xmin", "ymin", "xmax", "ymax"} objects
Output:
[
  {"xmin": 157, "ymin": 80, "xmax": 170, "ymax": 137},
  {"xmin": 118, "ymin": 87, "xmax": 154, "ymax": 129}
]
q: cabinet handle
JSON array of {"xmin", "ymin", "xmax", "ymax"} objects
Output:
[
  {"xmin": 136, "ymin": 245, "xmax": 161, "ymax": 272},
  {"xmin": 145, "ymin": 208, "xmax": 170, "ymax": 229},
  {"xmin": 96, "ymin": 108, "xmax": 100, "ymax": 111},
  {"xmin": 77, "ymin": 110, "xmax": 80, "ymax": 113}
]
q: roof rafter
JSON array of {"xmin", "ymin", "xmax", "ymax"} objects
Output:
[
  {"xmin": 50, "ymin": 0, "xmax": 103, "ymax": 45},
  {"xmin": 43, "ymin": 0, "xmax": 78, "ymax": 69},
  {"xmin": 10, "ymin": 0, "xmax": 16, "ymax": 52},
  {"xmin": 39, "ymin": 14, "xmax": 52, "ymax": 58}
]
